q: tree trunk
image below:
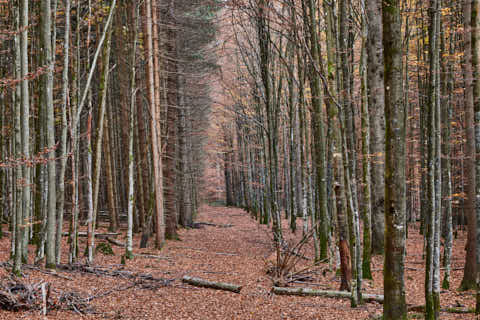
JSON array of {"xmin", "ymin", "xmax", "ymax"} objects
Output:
[
  {"xmin": 425, "ymin": 0, "xmax": 441, "ymax": 317},
  {"xmin": 441, "ymin": 18, "xmax": 453, "ymax": 291},
  {"xmin": 366, "ymin": 0, "xmax": 385, "ymax": 255},
  {"xmin": 471, "ymin": 0, "xmax": 480, "ymax": 312},
  {"xmin": 56, "ymin": 0, "xmax": 70, "ymax": 265},
  {"xmin": 144, "ymin": 0, "xmax": 165, "ymax": 249},
  {"xmin": 305, "ymin": 0, "xmax": 328, "ymax": 261},
  {"xmin": 461, "ymin": 0, "xmax": 477, "ymax": 291},
  {"xmin": 13, "ymin": 6, "xmax": 23, "ymax": 274},
  {"xmin": 92, "ymin": 27, "xmax": 113, "ymax": 234},
  {"xmin": 164, "ymin": 2, "xmax": 179, "ymax": 239},
  {"xmin": 360, "ymin": 9, "xmax": 373, "ymax": 279},
  {"xmin": 20, "ymin": 0, "xmax": 31, "ymax": 267},
  {"xmin": 126, "ymin": 1, "xmax": 139, "ymax": 260},
  {"xmin": 41, "ymin": 0, "xmax": 57, "ymax": 270},
  {"xmin": 383, "ymin": 0, "xmax": 407, "ymax": 318}
]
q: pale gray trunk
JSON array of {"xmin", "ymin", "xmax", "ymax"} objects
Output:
[
  {"xmin": 69, "ymin": 6, "xmax": 80, "ymax": 263},
  {"xmin": 299, "ymin": 103, "xmax": 308, "ymax": 235},
  {"xmin": 425, "ymin": 1, "xmax": 441, "ymax": 317},
  {"xmin": 461, "ymin": 0, "xmax": 477, "ymax": 291},
  {"xmin": 92, "ymin": 28, "xmax": 113, "ymax": 232},
  {"xmin": 433, "ymin": 2, "xmax": 442, "ymax": 316},
  {"xmin": 86, "ymin": 111, "xmax": 94, "ymax": 264},
  {"xmin": 126, "ymin": 2, "xmax": 139, "ymax": 259},
  {"xmin": 41, "ymin": 0, "xmax": 57, "ymax": 270},
  {"xmin": 20, "ymin": 0, "xmax": 31, "ymax": 266},
  {"xmin": 366, "ymin": 0, "xmax": 385, "ymax": 254},
  {"xmin": 56, "ymin": 0, "xmax": 70, "ymax": 265},
  {"xmin": 441, "ymin": 22, "xmax": 453, "ymax": 290},
  {"xmin": 13, "ymin": 7, "xmax": 23, "ymax": 273}
]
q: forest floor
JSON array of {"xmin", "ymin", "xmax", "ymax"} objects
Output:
[{"xmin": 0, "ymin": 204, "xmax": 476, "ymax": 319}]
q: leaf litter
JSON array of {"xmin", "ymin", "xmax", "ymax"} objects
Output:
[{"xmin": 0, "ymin": 204, "xmax": 475, "ymax": 319}]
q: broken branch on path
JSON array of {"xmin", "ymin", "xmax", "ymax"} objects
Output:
[
  {"xmin": 193, "ymin": 222, "xmax": 234, "ymax": 228},
  {"xmin": 408, "ymin": 304, "xmax": 475, "ymax": 314},
  {"xmin": 170, "ymin": 246, "xmax": 238, "ymax": 256},
  {"xmin": 133, "ymin": 253, "xmax": 171, "ymax": 261},
  {"xmin": 63, "ymin": 232, "xmax": 119, "ymax": 238},
  {"xmin": 182, "ymin": 275, "xmax": 242, "ymax": 293},
  {"xmin": 271, "ymin": 286, "xmax": 384, "ymax": 303},
  {"xmin": 56, "ymin": 264, "xmax": 173, "ymax": 284},
  {"xmin": 106, "ymin": 236, "xmax": 125, "ymax": 247}
]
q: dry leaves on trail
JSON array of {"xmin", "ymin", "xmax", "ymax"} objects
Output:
[{"xmin": 0, "ymin": 204, "xmax": 476, "ymax": 319}]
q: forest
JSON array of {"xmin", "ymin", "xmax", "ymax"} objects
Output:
[{"xmin": 0, "ymin": 0, "xmax": 479, "ymax": 319}]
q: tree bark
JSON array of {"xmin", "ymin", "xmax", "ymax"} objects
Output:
[
  {"xmin": 383, "ymin": 0, "xmax": 407, "ymax": 318},
  {"xmin": 471, "ymin": 0, "xmax": 480, "ymax": 312},
  {"xmin": 144, "ymin": 0, "xmax": 165, "ymax": 249},
  {"xmin": 461, "ymin": 0, "xmax": 477, "ymax": 291},
  {"xmin": 56, "ymin": 0, "xmax": 70, "ymax": 265},
  {"xmin": 425, "ymin": 0, "xmax": 441, "ymax": 317},
  {"xmin": 126, "ymin": 1, "xmax": 139, "ymax": 259},
  {"xmin": 366, "ymin": 0, "xmax": 386, "ymax": 255},
  {"xmin": 13, "ymin": 6, "xmax": 23, "ymax": 274}
]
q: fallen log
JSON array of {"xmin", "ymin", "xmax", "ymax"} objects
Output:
[
  {"xmin": 271, "ymin": 286, "xmax": 384, "ymax": 303},
  {"xmin": 106, "ymin": 237, "xmax": 125, "ymax": 247},
  {"xmin": 193, "ymin": 222, "xmax": 234, "ymax": 228},
  {"xmin": 62, "ymin": 232, "xmax": 119, "ymax": 239},
  {"xmin": 170, "ymin": 246, "xmax": 238, "ymax": 256},
  {"xmin": 408, "ymin": 304, "xmax": 475, "ymax": 314},
  {"xmin": 182, "ymin": 276, "xmax": 242, "ymax": 293},
  {"xmin": 133, "ymin": 253, "xmax": 171, "ymax": 261}
]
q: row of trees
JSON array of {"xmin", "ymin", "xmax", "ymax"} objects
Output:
[
  {"xmin": 0, "ymin": 0, "xmax": 217, "ymax": 273},
  {"xmin": 221, "ymin": 0, "xmax": 480, "ymax": 318}
]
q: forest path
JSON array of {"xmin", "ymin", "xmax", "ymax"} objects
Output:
[{"xmin": 0, "ymin": 205, "xmax": 474, "ymax": 319}]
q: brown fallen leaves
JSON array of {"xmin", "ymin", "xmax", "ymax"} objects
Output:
[{"xmin": 0, "ymin": 205, "xmax": 475, "ymax": 319}]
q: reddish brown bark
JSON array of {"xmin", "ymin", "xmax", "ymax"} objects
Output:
[{"xmin": 339, "ymin": 239, "xmax": 352, "ymax": 292}]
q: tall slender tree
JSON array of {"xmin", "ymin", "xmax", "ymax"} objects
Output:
[
  {"xmin": 366, "ymin": 0, "xmax": 386, "ymax": 255},
  {"xmin": 383, "ymin": 0, "xmax": 407, "ymax": 318},
  {"xmin": 461, "ymin": 0, "xmax": 477, "ymax": 291}
]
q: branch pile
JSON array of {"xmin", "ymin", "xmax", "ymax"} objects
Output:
[
  {"xmin": 0, "ymin": 278, "xmax": 45, "ymax": 311},
  {"xmin": 57, "ymin": 263, "xmax": 173, "ymax": 284},
  {"xmin": 58, "ymin": 291, "xmax": 96, "ymax": 314},
  {"xmin": 265, "ymin": 227, "xmax": 318, "ymax": 287}
]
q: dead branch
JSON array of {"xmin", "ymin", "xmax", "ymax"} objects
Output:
[
  {"xmin": 56, "ymin": 264, "xmax": 174, "ymax": 285},
  {"xmin": 106, "ymin": 236, "xmax": 125, "ymax": 247},
  {"xmin": 407, "ymin": 304, "xmax": 475, "ymax": 314},
  {"xmin": 133, "ymin": 253, "xmax": 172, "ymax": 261},
  {"xmin": 169, "ymin": 246, "xmax": 238, "ymax": 256},
  {"xmin": 193, "ymin": 222, "xmax": 234, "ymax": 228},
  {"xmin": 271, "ymin": 286, "xmax": 384, "ymax": 303},
  {"xmin": 0, "ymin": 278, "xmax": 45, "ymax": 312},
  {"xmin": 23, "ymin": 264, "xmax": 74, "ymax": 281},
  {"xmin": 182, "ymin": 275, "xmax": 242, "ymax": 293}
]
